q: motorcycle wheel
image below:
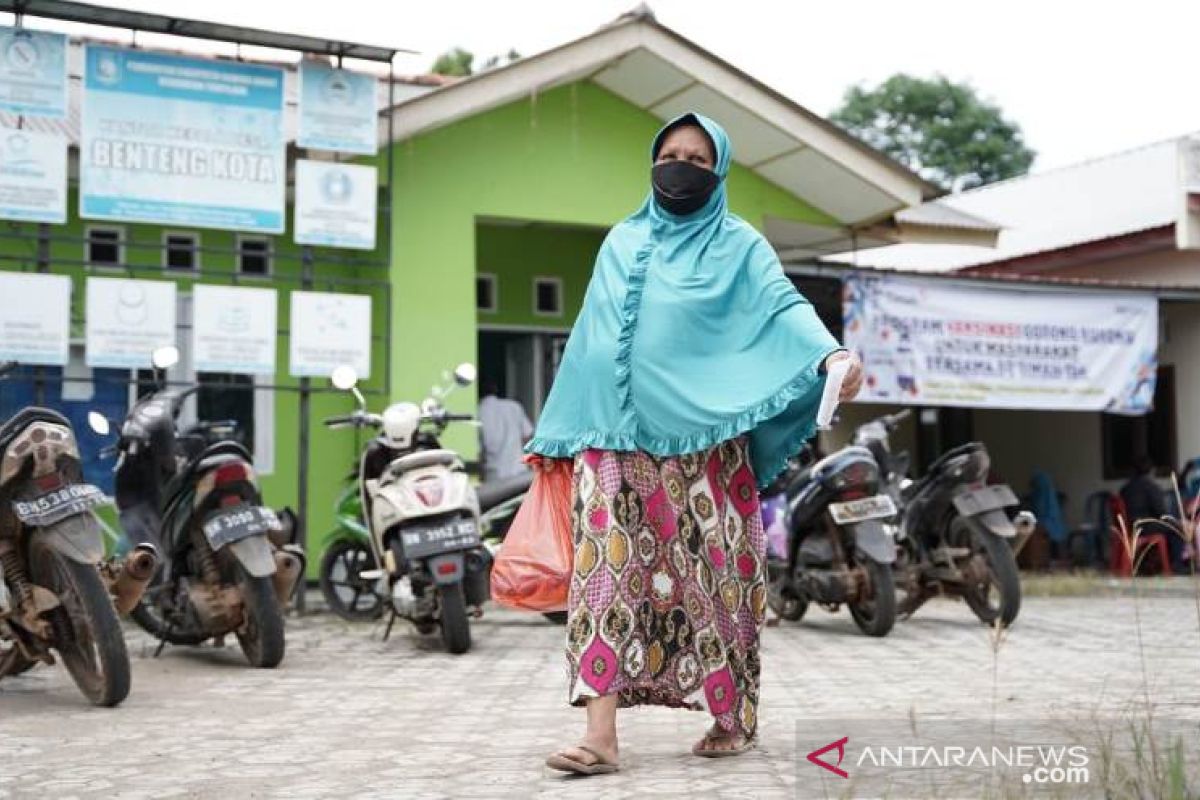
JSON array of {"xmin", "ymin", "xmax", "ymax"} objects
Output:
[
  {"xmin": 235, "ymin": 564, "xmax": 286, "ymax": 668},
  {"xmin": 27, "ymin": 539, "xmax": 130, "ymax": 707},
  {"xmin": 439, "ymin": 583, "xmax": 471, "ymax": 654},
  {"xmin": 847, "ymin": 558, "xmax": 896, "ymax": 638},
  {"xmin": 768, "ymin": 580, "xmax": 809, "ymax": 622},
  {"xmin": 959, "ymin": 520, "xmax": 1022, "ymax": 627},
  {"xmin": 319, "ymin": 539, "xmax": 383, "ymax": 621}
]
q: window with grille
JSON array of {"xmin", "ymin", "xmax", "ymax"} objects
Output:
[
  {"xmin": 533, "ymin": 277, "xmax": 562, "ymax": 317},
  {"xmin": 238, "ymin": 237, "xmax": 271, "ymax": 276},
  {"xmin": 164, "ymin": 232, "xmax": 199, "ymax": 272},
  {"xmin": 86, "ymin": 227, "xmax": 123, "ymax": 267}
]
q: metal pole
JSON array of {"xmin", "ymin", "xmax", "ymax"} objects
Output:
[
  {"xmin": 296, "ymin": 245, "xmax": 315, "ymax": 613},
  {"xmin": 384, "ymin": 55, "xmax": 395, "ymax": 400},
  {"xmin": 33, "ymin": 222, "xmax": 49, "ymax": 405}
]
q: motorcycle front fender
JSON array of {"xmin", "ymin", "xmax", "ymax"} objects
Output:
[
  {"xmin": 850, "ymin": 520, "xmax": 897, "ymax": 564},
  {"xmin": 228, "ymin": 535, "xmax": 277, "ymax": 578},
  {"xmin": 34, "ymin": 513, "xmax": 105, "ymax": 564}
]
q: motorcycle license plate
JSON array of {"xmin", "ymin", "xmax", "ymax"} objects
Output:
[
  {"xmin": 12, "ymin": 484, "xmax": 110, "ymax": 526},
  {"xmin": 828, "ymin": 494, "xmax": 897, "ymax": 525},
  {"xmin": 952, "ymin": 485, "xmax": 1019, "ymax": 516},
  {"xmin": 400, "ymin": 518, "xmax": 479, "ymax": 559},
  {"xmin": 202, "ymin": 505, "xmax": 280, "ymax": 550}
]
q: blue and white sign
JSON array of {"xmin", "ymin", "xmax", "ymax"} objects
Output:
[
  {"xmin": 0, "ymin": 273, "xmax": 71, "ymax": 365},
  {"xmin": 843, "ymin": 274, "xmax": 1159, "ymax": 414},
  {"xmin": 0, "ymin": 27, "xmax": 68, "ymax": 118},
  {"xmin": 289, "ymin": 291, "xmax": 372, "ymax": 379},
  {"xmin": 85, "ymin": 278, "xmax": 177, "ymax": 368},
  {"xmin": 193, "ymin": 284, "xmax": 277, "ymax": 375},
  {"xmin": 80, "ymin": 45, "xmax": 285, "ymax": 233},
  {"xmin": 297, "ymin": 61, "xmax": 378, "ymax": 155},
  {"xmin": 294, "ymin": 160, "xmax": 377, "ymax": 250},
  {"xmin": 0, "ymin": 129, "xmax": 66, "ymax": 223}
]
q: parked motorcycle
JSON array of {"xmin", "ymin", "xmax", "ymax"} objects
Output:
[
  {"xmin": 325, "ymin": 363, "xmax": 492, "ymax": 654},
  {"xmin": 0, "ymin": 363, "xmax": 155, "ymax": 705},
  {"xmin": 89, "ymin": 347, "xmax": 304, "ymax": 668},
  {"xmin": 319, "ymin": 468, "xmax": 532, "ymax": 623},
  {"xmin": 853, "ymin": 410, "xmax": 1034, "ymax": 627},
  {"xmin": 765, "ymin": 441, "xmax": 899, "ymax": 637}
]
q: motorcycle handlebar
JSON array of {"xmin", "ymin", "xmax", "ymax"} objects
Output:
[{"xmin": 324, "ymin": 412, "xmax": 382, "ymax": 429}]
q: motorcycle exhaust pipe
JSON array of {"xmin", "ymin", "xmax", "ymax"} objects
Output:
[
  {"xmin": 111, "ymin": 544, "xmax": 159, "ymax": 614},
  {"xmin": 271, "ymin": 545, "xmax": 306, "ymax": 607}
]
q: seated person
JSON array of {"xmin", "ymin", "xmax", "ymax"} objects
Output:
[{"xmin": 1121, "ymin": 456, "xmax": 1185, "ymax": 573}]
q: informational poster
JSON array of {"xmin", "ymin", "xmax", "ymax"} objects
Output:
[
  {"xmin": 289, "ymin": 291, "xmax": 371, "ymax": 379},
  {"xmin": 294, "ymin": 160, "xmax": 377, "ymax": 250},
  {"xmin": 297, "ymin": 60, "xmax": 378, "ymax": 155},
  {"xmin": 843, "ymin": 274, "xmax": 1159, "ymax": 414},
  {"xmin": 192, "ymin": 284, "xmax": 277, "ymax": 375},
  {"xmin": 0, "ymin": 129, "xmax": 67, "ymax": 223},
  {"xmin": 80, "ymin": 45, "xmax": 285, "ymax": 233},
  {"xmin": 85, "ymin": 278, "xmax": 177, "ymax": 368},
  {"xmin": 0, "ymin": 27, "xmax": 68, "ymax": 118},
  {"xmin": 0, "ymin": 272, "xmax": 71, "ymax": 365}
]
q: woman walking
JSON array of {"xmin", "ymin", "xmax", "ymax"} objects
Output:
[{"xmin": 532, "ymin": 112, "xmax": 862, "ymax": 773}]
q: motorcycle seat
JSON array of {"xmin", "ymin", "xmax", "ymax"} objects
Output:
[
  {"xmin": 476, "ymin": 472, "xmax": 533, "ymax": 511},
  {"xmin": 386, "ymin": 449, "xmax": 462, "ymax": 477}
]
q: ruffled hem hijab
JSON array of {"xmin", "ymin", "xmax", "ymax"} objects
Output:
[{"xmin": 527, "ymin": 112, "xmax": 841, "ymax": 487}]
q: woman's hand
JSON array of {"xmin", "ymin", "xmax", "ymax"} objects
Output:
[
  {"xmin": 824, "ymin": 351, "xmax": 864, "ymax": 402},
  {"xmin": 525, "ymin": 453, "xmax": 568, "ymax": 472}
]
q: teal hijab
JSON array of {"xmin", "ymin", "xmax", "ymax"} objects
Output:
[{"xmin": 527, "ymin": 112, "xmax": 841, "ymax": 488}]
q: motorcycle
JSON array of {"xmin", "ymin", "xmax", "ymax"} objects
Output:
[
  {"xmin": 319, "ymin": 468, "xmax": 532, "ymax": 623},
  {"xmin": 853, "ymin": 410, "xmax": 1034, "ymax": 627},
  {"xmin": 765, "ymin": 441, "xmax": 899, "ymax": 637},
  {"xmin": 0, "ymin": 363, "xmax": 155, "ymax": 705},
  {"xmin": 325, "ymin": 363, "xmax": 492, "ymax": 654},
  {"xmin": 89, "ymin": 346, "xmax": 304, "ymax": 668}
]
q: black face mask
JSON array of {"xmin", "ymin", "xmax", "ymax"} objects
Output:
[{"xmin": 651, "ymin": 161, "xmax": 719, "ymax": 215}]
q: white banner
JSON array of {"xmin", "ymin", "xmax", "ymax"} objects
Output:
[
  {"xmin": 294, "ymin": 160, "xmax": 377, "ymax": 250},
  {"xmin": 0, "ymin": 129, "xmax": 66, "ymax": 223},
  {"xmin": 80, "ymin": 45, "xmax": 285, "ymax": 233},
  {"xmin": 297, "ymin": 61, "xmax": 378, "ymax": 155},
  {"xmin": 0, "ymin": 27, "xmax": 68, "ymax": 118},
  {"xmin": 85, "ymin": 278, "xmax": 177, "ymax": 368},
  {"xmin": 193, "ymin": 284, "xmax": 277, "ymax": 375},
  {"xmin": 289, "ymin": 291, "xmax": 371, "ymax": 379},
  {"xmin": 843, "ymin": 274, "xmax": 1159, "ymax": 413},
  {"xmin": 0, "ymin": 272, "xmax": 71, "ymax": 365}
]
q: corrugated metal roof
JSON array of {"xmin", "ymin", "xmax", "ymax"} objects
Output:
[
  {"xmin": 893, "ymin": 201, "xmax": 999, "ymax": 232},
  {"xmin": 825, "ymin": 137, "xmax": 1188, "ymax": 271}
]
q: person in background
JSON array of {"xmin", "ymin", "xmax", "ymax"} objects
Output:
[
  {"xmin": 478, "ymin": 380, "xmax": 534, "ymax": 483},
  {"xmin": 1121, "ymin": 455, "xmax": 1185, "ymax": 573}
]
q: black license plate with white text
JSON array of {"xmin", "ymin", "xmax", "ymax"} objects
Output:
[
  {"xmin": 202, "ymin": 505, "xmax": 280, "ymax": 550},
  {"xmin": 12, "ymin": 484, "xmax": 111, "ymax": 527},
  {"xmin": 400, "ymin": 518, "xmax": 480, "ymax": 559}
]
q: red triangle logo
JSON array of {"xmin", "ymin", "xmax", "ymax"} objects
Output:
[{"xmin": 806, "ymin": 736, "xmax": 849, "ymax": 779}]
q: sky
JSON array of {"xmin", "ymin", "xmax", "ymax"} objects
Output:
[{"xmin": 14, "ymin": 0, "xmax": 1200, "ymax": 172}]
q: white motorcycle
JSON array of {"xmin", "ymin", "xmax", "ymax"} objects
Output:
[{"xmin": 325, "ymin": 363, "xmax": 489, "ymax": 654}]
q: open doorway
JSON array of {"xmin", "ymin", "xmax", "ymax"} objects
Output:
[{"xmin": 478, "ymin": 330, "xmax": 568, "ymax": 421}]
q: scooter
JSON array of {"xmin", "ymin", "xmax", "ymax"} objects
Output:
[
  {"xmin": 319, "ymin": 469, "xmax": 532, "ymax": 622},
  {"xmin": 854, "ymin": 411, "xmax": 1034, "ymax": 627},
  {"xmin": 325, "ymin": 363, "xmax": 490, "ymax": 654},
  {"xmin": 0, "ymin": 363, "xmax": 155, "ymax": 705},
  {"xmin": 765, "ymin": 442, "xmax": 899, "ymax": 637},
  {"xmin": 89, "ymin": 347, "xmax": 304, "ymax": 667}
]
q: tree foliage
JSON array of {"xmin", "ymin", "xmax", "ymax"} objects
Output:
[
  {"xmin": 431, "ymin": 47, "xmax": 521, "ymax": 77},
  {"xmin": 830, "ymin": 74, "xmax": 1035, "ymax": 191}
]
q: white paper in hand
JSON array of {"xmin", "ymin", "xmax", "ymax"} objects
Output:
[{"xmin": 816, "ymin": 357, "xmax": 851, "ymax": 430}]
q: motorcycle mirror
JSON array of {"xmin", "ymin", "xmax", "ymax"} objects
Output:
[
  {"xmin": 330, "ymin": 365, "xmax": 359, "ymax": 391},
  {"xmin": 151, "ymin": 345, "xmax": 180, "ymax": 370},
  {"xmin": 87, "ymin": 411, "xmax": 111, "ymax": 437},
  {"xmin": 453, "ymin": 363, "xmax": 477, "ymax": 387}
]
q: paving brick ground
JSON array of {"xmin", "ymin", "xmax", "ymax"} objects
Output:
[{"xmin": 1, "ymin": 591, "xmax": 1198, "ymax": 799}]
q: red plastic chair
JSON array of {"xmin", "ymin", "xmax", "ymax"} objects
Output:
[{"xmin": 1109, "ymin": 493, "xmax": 1172, "ymax": 577}]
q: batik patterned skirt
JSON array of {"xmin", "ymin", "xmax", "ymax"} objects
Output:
[{"xmin": 565, "ymin": 437, "xmax": 766, "ymax": 739}]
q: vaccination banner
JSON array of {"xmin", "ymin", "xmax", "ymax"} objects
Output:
[
  {"xmin": 293, "ymin": 160, "xmax": 377, "ymax": 250},
  {"xmin": 843, "ymin": 274, "xmax": 1159, "ymax": 414},
  {"xmin": 297, "ymin": 61, "xmax": 378, "ymax": 155},
  {"xmin": 289, "ymin": 291, "xmax": 372, "ymax": 379},
  {"xmin": 80, "ymin": 45, "xmax": 285, "ymax": 233},
  {"xmin": 0, "ymin": 27, "xmax": 68, "ymax": 118},
  {"xmin": 0, "ymin": 272, "xmax": 71, "ymax": 365},
  {"xmin": 192, "ymin": 284, "xmax": 277, "ymax": 375},
  {"xmin": 85, "ymin": 277, "xmax": 177, "ymax": 368},
  {"xmin": 0, "ymin": 129, "xmax": 67, "ymax": 223}
]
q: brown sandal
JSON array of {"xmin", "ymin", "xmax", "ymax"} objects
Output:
[
  {"xmin": 692, "ymin": 727, "xmax": 756, "ymax": 758},
  {"xmin": 545, "ymin": 743, "xmax": 620, "ymax": 775}
]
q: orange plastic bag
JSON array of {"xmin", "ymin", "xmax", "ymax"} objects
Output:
[{"xmin": 490, "ymin": 457, "xmax": 574, "ymax": 612}]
